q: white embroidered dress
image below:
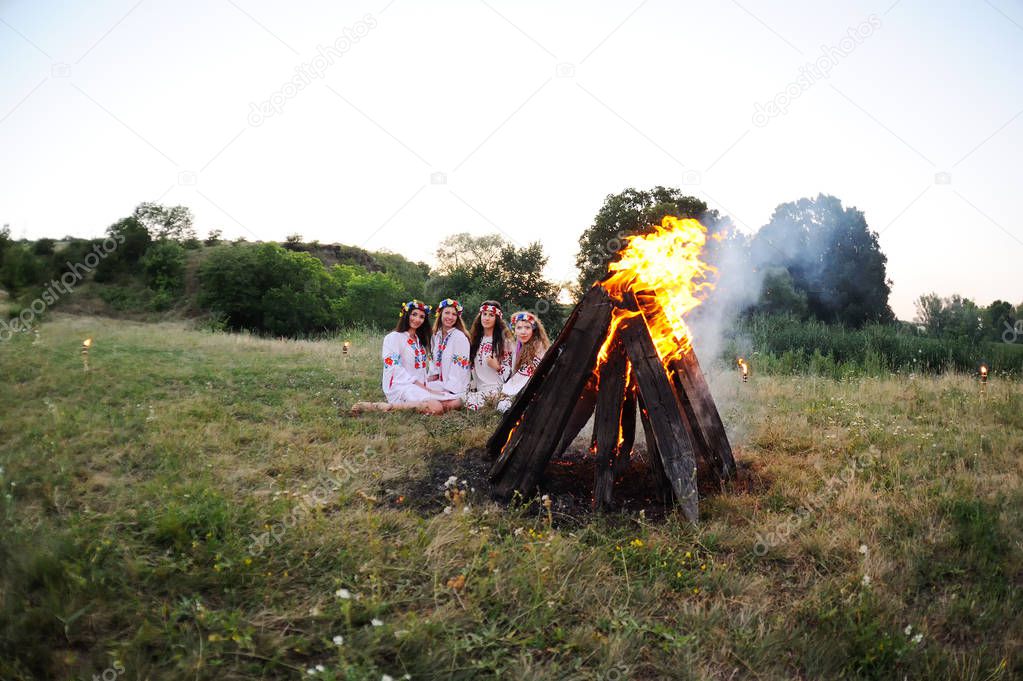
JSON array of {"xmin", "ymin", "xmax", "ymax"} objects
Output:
[
  {"xmin": 501, "ymin": 342, "xmax": 546, "ymax": 399},
  {"xmin": 466, "ymin": 334, "xmax": 513, "ymax": 410},
  {"xmin": 381, "ymin": 331, "xmax": 434, "ymax": 404},
  {"xmin": 426, "ymin": 328, "xmax": 471, "ymax": 401}
]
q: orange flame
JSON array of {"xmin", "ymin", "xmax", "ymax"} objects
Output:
[
  {"xmin": 737, "ymin": 357, "xmax": 748, "ymax": 375},
  {"xmin": 600, "ymin": 216, "xmax": 715, "ymax": 366},
  {"xmin": 82, "ymin": 338, "xmax": 92, "ymax": 349}
]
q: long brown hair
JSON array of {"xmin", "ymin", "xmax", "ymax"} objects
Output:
[
  {"xmin": 395, "ymin": 302, "xmax": 432, "ymax": 350},
  {"xmin": 510, "ymin": 310, "xmax": 550, "ymax": 372},
  {"xmin": 469, "ymin": 300, "xmax": 512, "ymax": 365},
  {"xmin": 432, "ymin": 299, "xmax": 470, "ymax": 337}
]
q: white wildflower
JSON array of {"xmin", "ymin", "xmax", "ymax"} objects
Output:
[
  {"xmin": 335, "ymin": 588, "xmax": 351, "ymax": 600},
  {"xmin": 861, "ymin": 574, "xmax": 871, "ymax": 586},
  {"xmin": 333, "ymin": 635, "xmax": 344, "ymax": 645},
  {"xmin": 904, "ymin": 625, "xmax": 913, "ymax": 636},
  {"xmin": 444, "ymin": 475, "xmax": 458, "ymax": 489},
  {"xmin": 443, "ymin": 506, "xmax": 452, "ymax": 515},
  {"xmin": 316, "ymin": 665, "xmax": 325, "ymax": 672},
  {"xmin": 382, "ymin": 675, "xmax": 394, "ymax": 681},
  {"xmin": 912, "ymin": 633, "xmax": 923, "ymax": 644},
  {"xmin": 371, "ymin": 618, "xmax": 384, "ymax": 627},
  {"xmin": 858, "ymin": 544, "xmax": 868, "ymax": 555},
  {"xmin": 307, "ymin": 669, "xmax": 316, "ymax": 676}
]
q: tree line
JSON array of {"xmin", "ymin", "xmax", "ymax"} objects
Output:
[{"xmin": 2, "ymin": 188, "xmax": 1019, "ymax": 348}]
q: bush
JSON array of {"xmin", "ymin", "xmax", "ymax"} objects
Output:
[{"xmin": 141, "ymin": 241, "xmax": 187, "ymax": 294}]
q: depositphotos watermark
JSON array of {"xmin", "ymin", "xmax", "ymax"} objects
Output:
[
  {"xmin": 247, "ymin": 15, "xmax": 378, "ymax": 126},
  {"xmin": 1003, "ymin": 320, "xmax": 1023, "ymax": 344},
  {"xmin": 753, "ymin": 448, "xmax": 877, "ymax": 556},
  {"xmin": 0, "ymin": 234, "xmax": 125, "ymax": 342},
  {"xmin": 248, "ymin": 447, "xmax": 372, "ymax": 555},
  {"xmin": 752, "ymin": 14, "xmax": 882, "ymax": 128}
]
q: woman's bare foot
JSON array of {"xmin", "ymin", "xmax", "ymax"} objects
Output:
[{"xmin": 351, "ymin": 401, "xmax": 392, "ymax": 414}]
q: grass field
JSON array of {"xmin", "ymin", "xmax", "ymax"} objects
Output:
[{"xmin": 1, "ymin": 315, "xmax": 1021, "ymax": 680}]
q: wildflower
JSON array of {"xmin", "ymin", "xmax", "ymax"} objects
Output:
[
  {"xmin": 443, "ymin": 506, "xmax": 452, "ymax": 514},
  {"xmin": 861, "ymin": 574, "xmax": 871, "ymax": 586},
  {"xmin": 307, "ymin": 669, "xmax": 316, "ymax": 676},
  {"xmin": 382, "ymin": 675, "xmax": 394, "ymax": 681},
  {"xmin": 514, "ymin": 527, "xmax": 524, "ymax": 536},
  {"xmin": 371, "ymin": 618, "xmax": 384, "ymax": 627},
  {"xmin": 444, "ymin": 475, "xmax": 458, "ymax": 489},
  {"xmin": 858, "ymin": 544, "xmax": 868, "ymax": 555},
  {"xmin": 692, "ymin": 587, "xmax": 699, "ymax": 594},
  {"xmin": 904, "ymin": 625, "xmax": 913, "ymax": 636},
  {"xmin": 316, "ymin": 665, "xmax": 325, "ymax": 672},
  {"xmin": 333, "ymin": 635, "xmax": 344, "ymax": 645},
  {"xmin": 335, "ymin": 588, "xmax": 352, "ymax": 599},
  {"xmin": 912, "ymin": 633, "xmax": 923, "ymax": 645},
  {"xmin": 630, "ymin": 539, "xmax": 643, "ymax": 548},
  {"xmin": 685, "ymin": 551, "xmax": 692, "ymax": 559}
]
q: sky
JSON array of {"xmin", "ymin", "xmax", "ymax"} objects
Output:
[{"xmin": 1, "ymin": 0, "xmax": 1021, "ymax": 320}]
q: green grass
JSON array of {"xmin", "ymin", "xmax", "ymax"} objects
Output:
[{"xmin": 1, "ymin": 314, "xmax": 1021, "ymax": 680}]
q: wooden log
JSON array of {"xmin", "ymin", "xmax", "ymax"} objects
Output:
[
  {"xmin": 553, "ymin": 383, "xmax": 597, "ymax": 460},
  {"xmin": 637, "ymin": 394, "xmax": 671, "ymax": 504},
  {"xmin": 593, "ymin": 338, "xmax": 628, "ymax": 510},
  {"xmin": 620, "ymin": 313, "xmax": 699, "ymax": 522},
  {"xmin": 615, "ymin": 380, "xmax": 637, "ymax": 478},
  {"xmin": 669, "ymin": 347, "xmax": 736, "ymax": 482},
  {"xmin": 489, "ymin": 286, "xmax": 614, "ymax": 498},
  {"xmin": 485, "ymin": 286, "xmax": 591, "ymax": 459}
]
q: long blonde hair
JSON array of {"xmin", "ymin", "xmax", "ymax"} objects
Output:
[{"xmin": 510, "ymin": 310, "xmax": 550, "ymax": 372}]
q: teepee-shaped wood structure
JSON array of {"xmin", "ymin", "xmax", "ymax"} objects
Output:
[{"xmin": 487, "ymin": 219, "xmax": 736, "ymax": 522}]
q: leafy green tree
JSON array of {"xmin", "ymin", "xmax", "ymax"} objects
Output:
[
  {"xmin": 370, "ymin": 250, "xmax": 430, "ymax": 301},
  {"xmin": 141, "ymin": 241, "xmax": 187, "ymax": 294},
  {"xmin": 576, "ymin": 187, "xmax": 714, "ymax": 291},
  {"xmin": 336, "ymin": 271, "xmax": 404, "ymax": 328},
  {"xmin": 198, "ymin": 243, "xmax": 345, "ymax": 336},
  {"xmin": 984, "ymin": 300, "xmax": 1016, "ymax": 342},
  {"xmin": 914, "ymin": 293, "xmax": 984, "ymax": 342},
  {"xmin": 94, "ymin": 217, "xmax": 152, "ymax": 282},
  {"xmin": 0, "ymin": 224, "xmax": 10, "ymax": 263},
  {"xmin": 134, "ymin": 202, "xmax": 196, "ymax": 243},
  {"xmin": 32, "ymin": 238, "xmax": 55, "ymax": 256},
  {"xmin": 426, "ymin": 233, "xmax": 563, "ymax": 330},
  {"xmin": 0, "ymin": 244, "xmax": 46, "ymax": 293},
  {"xmin": 756, "ymin": 267, "xmax": 809, "ymax": 318},
  {"xmin": 751, "ymin": 194, "xmax": 893, "ymax": 326}
]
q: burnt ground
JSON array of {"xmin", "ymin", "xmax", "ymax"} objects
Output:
[{"xmin": 379, "ymin": 442, "xmax": 767, "ymax": 528}]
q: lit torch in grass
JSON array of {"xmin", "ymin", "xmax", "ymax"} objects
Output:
[
  {"xmin": 737, "ymin": 357, "xmax": 749, "ymax": 383},
  {"xmin": 342, "ymin": 339, "xmax": 351, "ymax": 365},
  {"xmin": 81, "ymin": 338, "xmax": 92, "ymax": 371},
  {"xmin": 979, "ymin": 363, "xmax": 988, "ymax": 393}
]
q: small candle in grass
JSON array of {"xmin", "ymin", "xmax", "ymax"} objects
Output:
[{"xmin": 81, "ymin": 338, "xmax": 92, "ymax": 371}]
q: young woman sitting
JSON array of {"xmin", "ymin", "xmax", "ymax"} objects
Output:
[
  {"xmin": 465, "ymin": 300, "xmax": 513, "ymax": 411},
  {"xmin": 351, "ymin": 300, "xmax": 446, "ymax": 415},
  {"xmin": 424, "ymin": 298, "xmax": 471, "ymax": 412},
  {"xmin": 496, "ymin": 310, "xmax": 551, "ymax": 413}
]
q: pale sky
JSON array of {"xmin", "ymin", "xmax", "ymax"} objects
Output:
[{"xmin": 2, "ymin": 0, "xmax": 1021, "ymax": 320}]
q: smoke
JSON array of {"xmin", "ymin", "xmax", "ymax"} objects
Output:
[{"xmin": 688, "ymin": 225, "xmax": 765, "ymax": 373}]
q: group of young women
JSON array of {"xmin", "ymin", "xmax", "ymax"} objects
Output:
[{"xmin": 351, "ymin": 298, "xmax": 551, "ymax": 416}]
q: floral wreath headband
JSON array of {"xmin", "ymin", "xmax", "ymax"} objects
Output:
[
  {"xmin": 400, "ymin": 299, "xmax": 432, "ymax": 318},
  {"xmin": 511, "ymin": 311, "xmax": 538, "ymax": 326},
  {"xmin": 479, "ymin": 303, "xmax": 503, "ymax": 318},
  {"xmin": 437, "ymin": 298, "xmax": 463, "ymax": 314}
]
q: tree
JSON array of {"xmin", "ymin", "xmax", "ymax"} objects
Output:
[
  {"xmin": 141, "ymin": 241, "xmax": 187, "ymax": 294},
  {"xmin": 984, "ymin": 300, "xmax": 1016, "ymax": 342},
  {"xmin": 32, "ymin": 238, "xmax": 56, "ymax": 256},
  {"xmin": 435, "ymin": 233, "xmax": 507, "ymax": 275},
  {"xmin": 335, "ymin": 270, "xmax": 404, "ymax": 328},
  {"xmin": 204, "ymin": 229, "xmax": 223, "ymax": 247},
  {"xmin": 576, "ymin": 187, "xmax": 715, "ymax": 291},
  {"xmin": 426, "ymin": 234, "xmax": 563, "ymax": 330},
  {"xmin": 0, "ymin": 224, "xmax": 11, "ymax": 264},
  {"xmin": 94, "ymin": 217, "xmax": 152, "ymax": 282},
  {"xmin": 134, "ymin": 202, "xmax": 196, "ymax": 243},
  {"xmin": 914, "ymin": 293, "xmax": 984, "ymax": 342},
  {"xmin": 0, "ymin": 244, "xmax": 45, "ymax": 293},
  {"xmin": 751, "ymin": 194, "xmax": 893, "ymax": 326},
  {"xmin": 756, "ymin": 267, "xmax": 809, "ymax": 318}
]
